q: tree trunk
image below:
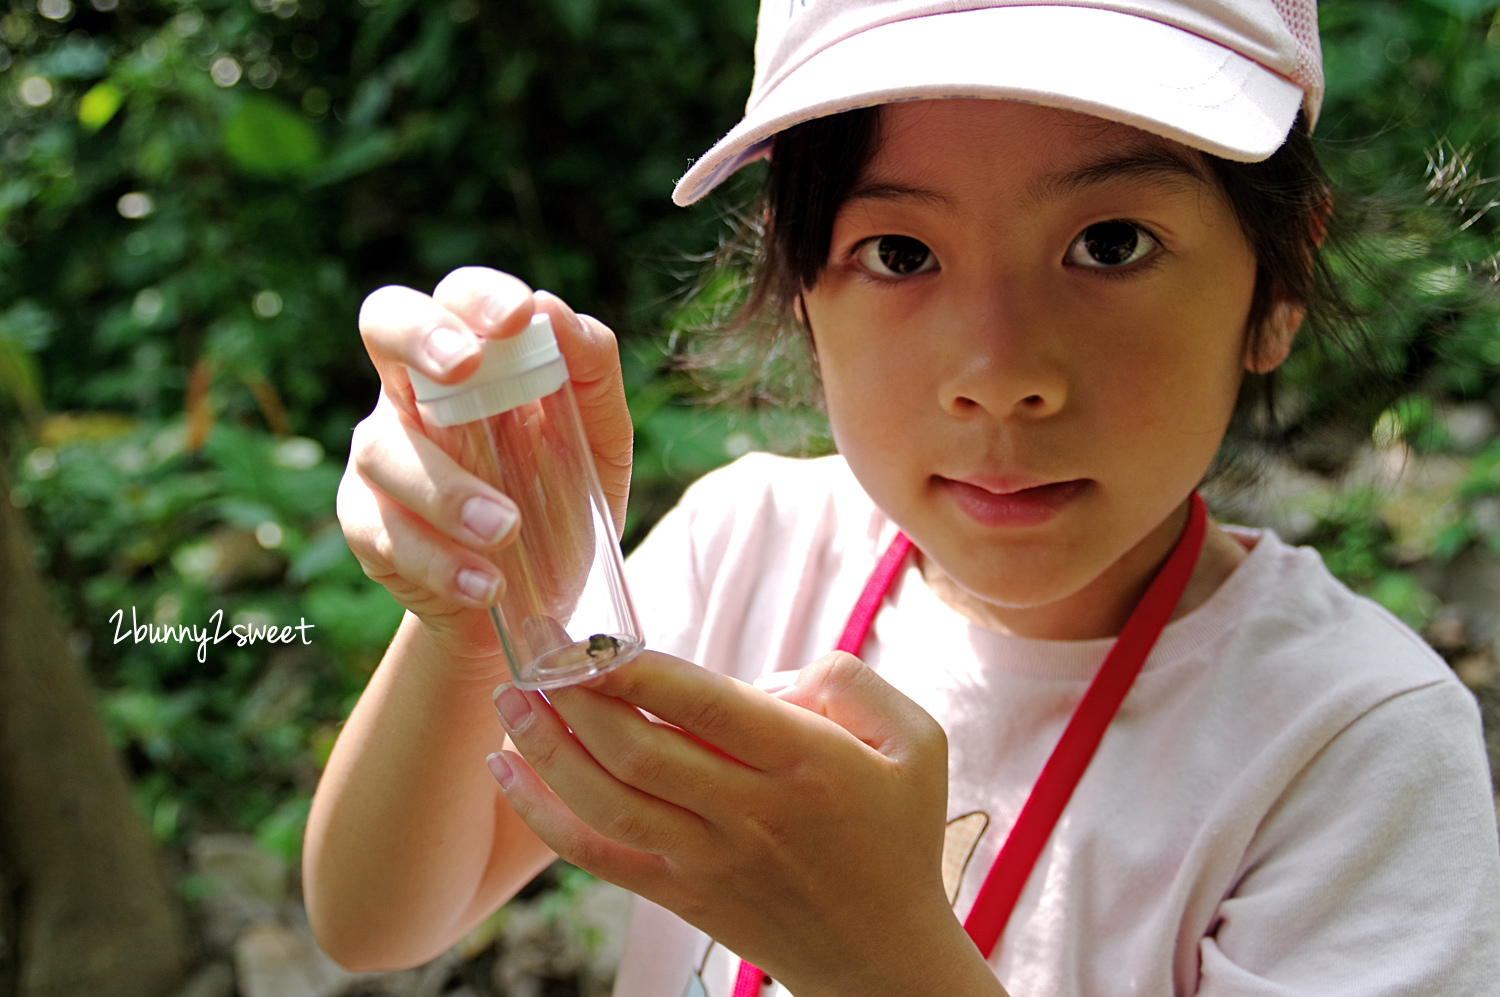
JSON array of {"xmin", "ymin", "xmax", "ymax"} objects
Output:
[{"xmin": 0, "ymin": 466, "xmax": 189, "ymax": 997}]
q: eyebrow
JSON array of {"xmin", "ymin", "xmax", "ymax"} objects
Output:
[
  {"xmin": 842, "ymin": 143, "xmax": 1211, "ymax": 213},
  {"xmin": 1023, "ymin": 145, "xmax": 1211, "ymax": 207},
  {"xmin": 842, "ymin": 179, "xmax": 955, "ymax": 209}
]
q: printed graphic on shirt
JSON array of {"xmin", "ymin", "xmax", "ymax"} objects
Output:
[
  {"xmin": 680, "ymin": 810, "xmax": 992, "ymax": 997},
  {"xmin": 941, "ymin": 810, "xmax": 990, "ymax": 906}
]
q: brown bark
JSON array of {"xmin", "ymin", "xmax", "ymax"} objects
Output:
[{"xmin": 0, "ymin": 465, "xmax": 188, "ymax": 997}]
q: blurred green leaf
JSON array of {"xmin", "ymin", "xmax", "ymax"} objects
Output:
[
  {"xmin": 287, "ymin": 523, "xmax": 357, "ymax": 585},
  {"xmin": 36, "ymin": 35, "xmax": 109, "ymax": 79},
  {"xmin": 549, "ymin": 0, "xmax": 600, "ymax": 38},
  {"xmin": 302, "ymin": 581, "xmax": 404, "ymax": 656},
  {"xmin": 308, "ymin": 129, "xmax": 397, "ymax": 187},
  {"xmin": 256, "ymin": 793, "xmax": 312, "ymax": 864},
  {"xmin": 222, "ymin": 95, "xmax": 324, "ymax": 178},
  {"xmin": 0, "ymin": 342, "xmax": 44, "ymax": 419},
  {"xmin": 1367, "ymin": 570, "xmax": 1441, "ymax": 628},
  {"xmin": 0, "ymin": 300, "xmax": 58, "ymax": 351}
]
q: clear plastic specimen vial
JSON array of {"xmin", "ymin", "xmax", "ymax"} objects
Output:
[{"xmin": 406, "ymin": 313, "xmax": 643, "ymax": 689}]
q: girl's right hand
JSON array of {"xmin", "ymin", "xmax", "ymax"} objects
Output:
[{"xmin": 337, "ymin": 267, "xmax": 633, "ymax": 670}]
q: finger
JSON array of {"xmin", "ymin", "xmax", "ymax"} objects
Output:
[
  {"xmin": 358, "ymin": 284, "xmax": 489, "ymax": 420},
  {"xmin": 535, "ymin": 293, "xmax": 632, "ymax": 532},
  {"xmin": 485, "ymin": 749, "xmax": 670, "ymax": 895},
  {"xmin": 521, "ymin": 614, "xmax": 571, "ymax": 655},
  {"xmin": 351, "ymin": 393, "xmax": 520, "ymax": 549},
  {"xmin": 776, "ymin": 652, "xmax": 946, "ymax": 765},
  {"xmin": 544, "ymin": 682, "xmax": 757, "ymax": 816},
  {"xmin": 579, "ymin": 651, "xmax": 838, "ymax": 771},
  {"xmin": 432, "ymin": 267, "xmax": 536, "ymax": 340},
  {"xmin": 338, "ymin": 463, "xmax": 505, "ymax": 609},
  {"xmin": 493, "ymin": 684, "xmax": 708, "ymax": 856},
  {"xmin": 536, "ymin": 292, "xmax": 620, "ymax": 391}
]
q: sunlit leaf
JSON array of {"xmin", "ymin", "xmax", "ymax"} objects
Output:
[{"xmin": 78, "ymin": 81, "xmax": 124, "ymax": 131}]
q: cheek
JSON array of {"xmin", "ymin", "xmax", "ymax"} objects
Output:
[
  {"xmin": 1085, "ymin": 326, "xmax": 1242, "ymax": 423},
  {"xmin": 818, "ymin": 354, "xmax": 917, "ymax": 466},
  {"xmin": 1184, "ymin": 281, "xmax": 1257, "ymax": 414},
  {"xmin": 1047, "ymin": 316, "xmax": 1245, "ymax": 497},
  {"xmin": 1087, "ymin": 273, "xmax": 1251, "ymax": 413},
  {"xmin": 805, "ymin": 290, "xmax": 929, "ymax": 428}
]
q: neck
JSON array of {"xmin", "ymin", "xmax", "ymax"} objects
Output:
[{"xmin": 919, "ymin": 505, "xmax": 1248, "ymax": 641}]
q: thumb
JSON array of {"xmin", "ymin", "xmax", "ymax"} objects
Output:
[{"xmin": 775, "ymin": 652, "xmax": 944, "ymax": 764}]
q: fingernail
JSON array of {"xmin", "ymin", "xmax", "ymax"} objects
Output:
[
  {"xmin": 457, "ymin": 567, "xmax": 498, "ymax": 603},
  {"xmin": 426, "ymin": 326, "xmax": 476, "ymax": 374},
  {"xmin": 462, "ymin": 496, "xmax": 516, "ymax": 544},
  {"xmin": 494, "ymin": 684, "xmax": 534, "ymax": 733},
  {"xmin": 486, "ymin": 752, "xmax": 515, "ymax": 790}
]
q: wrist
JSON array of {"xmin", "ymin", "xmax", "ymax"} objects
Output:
[
  {"xmin": 910, "ymin": 919, "xmax": 1010, "ymax": 997},
  {"xmin": 396, "ymin": 609, "xmax": 511, "ymax": 688},
  {"xmin": 792, "ymin": 898, "xmax": 1008, "ymax": 997}
]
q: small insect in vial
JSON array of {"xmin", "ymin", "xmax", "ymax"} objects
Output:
[{"xmin": 585, "ymin": 634, "xmax": 624, "ymax": 662}]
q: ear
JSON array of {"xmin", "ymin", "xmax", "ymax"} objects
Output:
[
  {"xmin": 1245, "ymin": 193, "xmax": 1329, "ymax": 375},
  {"xmin": 1244, "ymin": 298, "xmax": 1303, "ymax": 375}
]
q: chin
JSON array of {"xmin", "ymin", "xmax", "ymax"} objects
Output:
[{"xmin": 920, "ymin": 534, "xmax": 1108, "ymax": 611}]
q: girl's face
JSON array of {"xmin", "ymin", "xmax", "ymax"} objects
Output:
[{"xmin": 801, "ymin": 99, "xmax": 1262, "ymax": 640}]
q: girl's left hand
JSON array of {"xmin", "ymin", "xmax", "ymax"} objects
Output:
[{"xmin": 489, "ymin": 651, "xmax": 999, "ymax": 997}]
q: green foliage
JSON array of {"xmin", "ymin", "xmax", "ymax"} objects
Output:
[
  {"xmin": 2, "ymin": 0, "xmax": 1500, "ymax": 850},
  {"xmin": 1256, "ymin": 1, "xmax": 1500, "ymax": 626},
  {"xmin": 11, "ymin": 411, "xmax": 387, "ymax": 841},
  {"xmin": 0, "ymin": 0, "xmax": 756, "ymax": 846}
]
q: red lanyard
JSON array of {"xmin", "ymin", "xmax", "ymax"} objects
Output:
[{"xmin": 733, "ymin": 495, "xmax": 1207, "ymax": 996}]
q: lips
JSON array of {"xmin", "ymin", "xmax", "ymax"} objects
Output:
[{"xmin": 937, "ymin": 476, "xmax": 1090, "ymax": 528}]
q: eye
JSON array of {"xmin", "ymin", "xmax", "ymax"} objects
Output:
[
  {"xmin": 855, "ymin": 235, "xmax": 938, "ymax": 277},
  {"xmin": 1065, "ymin": 221, "xmax": 1158, "ymax": 269}
]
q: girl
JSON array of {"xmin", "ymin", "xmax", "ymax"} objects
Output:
[{"xmin": 304, "ymin": 1, "xmax": 1500, "ymax": 994}]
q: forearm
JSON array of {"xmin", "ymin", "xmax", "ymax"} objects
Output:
[{"xmin": 304, "ymin": 611, "xmax": 554, "ymax": 970}]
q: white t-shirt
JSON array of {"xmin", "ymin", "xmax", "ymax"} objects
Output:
[{"xmin": 613, "ymin": 453, "xmax": 1500, "ymax": 997}]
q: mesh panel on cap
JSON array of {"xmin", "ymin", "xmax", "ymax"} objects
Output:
[{"xmin": 1271, "ymin": 0, "xmax": 1324, "ymax": 123}]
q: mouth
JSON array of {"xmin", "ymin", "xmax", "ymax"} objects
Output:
[{"xmin": 935, "ymin": 476, "xmax": 1091, "ymax": 528}]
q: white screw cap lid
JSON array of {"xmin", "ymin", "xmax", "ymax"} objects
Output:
[{"xmin": 405, "ymin": 313, "xmax": 568, "ymax": 427}]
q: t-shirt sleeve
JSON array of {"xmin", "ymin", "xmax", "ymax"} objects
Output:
[{"xmin": 1198, "ymin": 679, "xmax": 1500, "ymax": 995}]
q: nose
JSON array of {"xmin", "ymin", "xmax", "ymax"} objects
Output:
[{"xmin": 935, "ymin": 284, "xmax": 1068, "ymax": 419}]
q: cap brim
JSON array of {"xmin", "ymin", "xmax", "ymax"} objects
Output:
[{"xmin": 673, "ymin": 5, "xmax": 1304, "ymax": 206}]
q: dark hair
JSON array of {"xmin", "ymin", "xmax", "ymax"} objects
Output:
[{"xmin": 676, "ymin": 103, "xmax": 1428, "ymax": 467}]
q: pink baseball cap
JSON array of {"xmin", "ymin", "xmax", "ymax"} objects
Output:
[{"xmin": 672, "ymin": 0, "xmax": 1324, "ymax": 206}]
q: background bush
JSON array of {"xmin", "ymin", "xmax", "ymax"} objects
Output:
[{"xmin": 0, "ymin": 0, "xmax": 1497, "ymax": 881}]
